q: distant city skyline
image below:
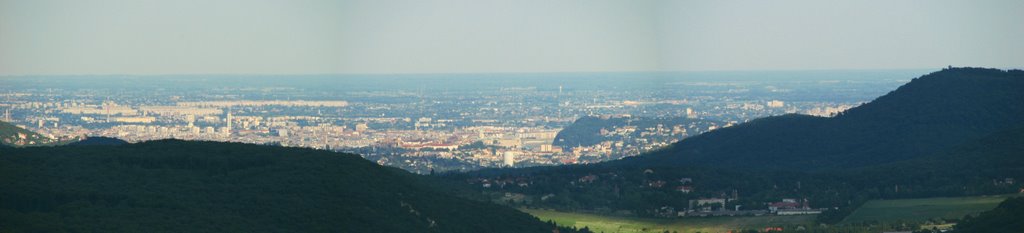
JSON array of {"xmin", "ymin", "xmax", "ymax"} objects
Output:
[
  {"xmin": 1, "ymin": 69, "xmax": 910, "ymax": 172},
  {"xmin": 1, "ymin": 0, "xmax": 1022, "ymax": 75}
]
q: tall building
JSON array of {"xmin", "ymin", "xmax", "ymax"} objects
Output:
[
  {"xmin": 503, "ymin": 151, "xmax": 516, "ymax": 167},
  {"xmin": 186, "ymin": 114, "xmax": 195, "ymax": 128},
  {"xmin": 226, "ymin": 111, "xmax": 233, "ymax": 129}
]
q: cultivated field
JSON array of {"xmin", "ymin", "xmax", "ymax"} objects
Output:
[
  {"xmin": 522, "ymin": 208, "xmax": 815, "ymax": 233},
  {"xmin": 840, "ymin": 194, "xmax": 1020, "ymax": 224}
]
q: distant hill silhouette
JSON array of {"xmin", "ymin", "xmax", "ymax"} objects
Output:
[
  {"xmin": 68, "ymin": 136, "xmax": 128, "ymax": 146},
  {"xmin": 0, "ymin": 140, "xmax": 577, "ymax": 233},
  {"xmin": 627, "ymin": 67, "xmax": 1024, "ymax": 170}
]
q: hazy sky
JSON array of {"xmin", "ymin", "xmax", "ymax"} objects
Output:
[{"xmin": 1, "ymin": 0, "xmax": 1022, "ymax": 75}]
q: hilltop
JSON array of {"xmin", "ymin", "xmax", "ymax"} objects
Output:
[
  {"xmin": 952, "ymin": 196, "xmax": 1024, "ymax": 232},
  {"xmin": 630, "ymin": 67, "xmax": 1024, "ymax": 169}
]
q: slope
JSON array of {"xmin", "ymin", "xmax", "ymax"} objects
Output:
[
  {"xmin": 0, "ymin": 140, "xmax": 569, "ymax": 233},
  {"xmin": 632, "ymin": 67, "xmax": 1024, "ymax": 170},
  {"xmin": 951, "ymin": 196, "xmax": 1024, "ymax": 232}
]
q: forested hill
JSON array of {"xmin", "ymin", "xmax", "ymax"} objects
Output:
[
  {"xmin": 552, "ymin": 116, "xmax": 722, "ymax": 148},
  {"xmin": 629, "ymin": 67, "xmax": 1024, "ymax": 170},
  {"xmin": 0, "ymin": 120, "xmax": 61, "ymax": 147},
  {"xmin": 952, "ymin": 196, "xmax": 1024, "ymax": 232},
  {"xmin": 0, "ymin": 140, "xmax": 575, "ymax": 233}
]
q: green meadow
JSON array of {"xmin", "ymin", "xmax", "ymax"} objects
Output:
[
  {"xmin": 841, "ymin": 194, "xmax": 1020, "ymax": 224},
  {"xmin": 522, "ymin": 208, "xmax": 815, "ymax": 233}
]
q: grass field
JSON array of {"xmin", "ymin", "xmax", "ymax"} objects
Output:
[
  {"xmin": 522, "ymin": 208, "xmax": 815, "ymax": 233},
  {"xmin": 841, "ymin": 194, "xmax": 1020, "ymax": 224}
]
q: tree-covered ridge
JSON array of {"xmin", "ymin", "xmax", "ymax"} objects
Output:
[
  {"xmin": 951, "ymin": 197, "xmax": 1024, "ymax": 232},
  {"xmin": 632, "ymin": 67, "xmax": 1024, "ymax": 170},
  {"xmin": 0, "ymin": 120, "xmax": 63, "ymax": 147},
  {"xmin": 0, "ymin": 140, "xmax": 578, "ymax": 233},
  {"xmin": 816, "ymin": 125, "xmax": 1024, "ymax": 224}
]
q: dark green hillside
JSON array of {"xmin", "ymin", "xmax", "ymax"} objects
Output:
[
  {"xmin": 0, "ymin": 121, "xmax": 61, "ymax": 147},
  {"xmin": 951, "ymin": 197, "xmax": 1024, "ymax": 233},
  {"xmin": 634, "ymin": 67, "xmax": 1024, "ymax": 169},
  {"xmin": 814, "ymin": 126, "xmax": 1024, "ymax": 223},
  {"xmin": 0, "ymin": 140, "xmax": 573, "ymax": 233},
  {"xmin": 842, "ymin": 125, "xmax": 1024, "ymax": 195}
]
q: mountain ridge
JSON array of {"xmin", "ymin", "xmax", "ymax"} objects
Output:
[{"xmin": 626, "ymin": 67, "xmax": 1024, "ymax": 170}]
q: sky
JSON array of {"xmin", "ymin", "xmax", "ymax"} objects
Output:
[{"xmin": 1, "ymin": 0, "xmax": 1022, "ymax": 75}]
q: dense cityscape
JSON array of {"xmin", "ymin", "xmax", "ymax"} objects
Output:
[{"xmin": 1, "ymin": 71, "xmax": 911, "ymax": 173}]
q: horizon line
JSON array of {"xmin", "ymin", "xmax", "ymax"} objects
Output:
[{"xmin": 0, "ymin": 67, "xmax": 982, "ymax": 78}]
